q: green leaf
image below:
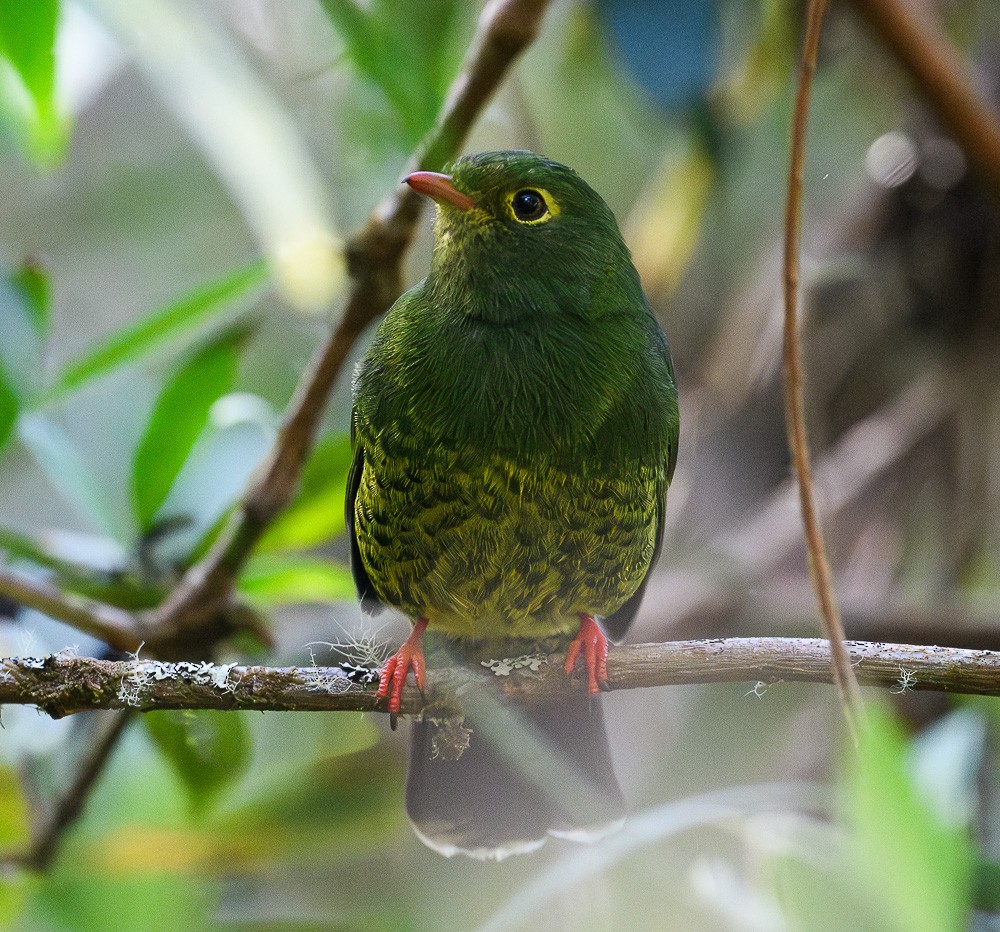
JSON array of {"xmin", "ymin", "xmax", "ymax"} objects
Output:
[
  {"xmin": 239, "ymin": 554, "xmax": 355, "ymax": 607},
  {"xmin": 0, "ymin": 261, "xmax": 50, "ymax": 404},
  {"xmin": 144, "ymin": 710, "xmax": 251, "ymax": 811},
  {"xmin": 18, "ymin": 413, "xmax": 125, "ymax": 538},
  {"xmin": 0, "ymin": 0, "xmax": 64, "ymax": 160},
  {"xmin": 132, "ymin": 326, "xmax": 249, "ymax": 531},
  {"xmin": 257, "ymin": 433, "xmax": 353, "ymax": 553},
  {"xmin": 44, "ymin": 260, "xmax": 267, "ymax": 402},
  {"xmin": 0, "ymin": 362, "xmax": 16, "ymax": 451},
  {"xmin": 0, "ymin": 1, "xmax": 58, "ymax": 106},
  {"xmin": 11, "ymin": 261, "xmax": 50, "ymax": 337},
  {"xmin": 0, "ymin": 763, "xmax": 30, "ymax": 848},
  {"xmin": 320, "ymin": 0, "xmax": 470, "ymax": 145},
  {"xmin": 973, "ymin": 858, "xmax": 1000, "ymax": 912},
  {"xmin": 849, "ymin": 703, "xmax": 974, "ymax": 932}
]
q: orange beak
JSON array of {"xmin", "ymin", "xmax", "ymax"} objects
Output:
[{"xmin": 404, "ymin": 171, "xmax": 475, "ymax": 211}]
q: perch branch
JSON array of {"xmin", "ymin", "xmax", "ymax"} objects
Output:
[
  {"xmin": 784, "ymin": 0, "xmax": 864, "ymax": 729},
  {"xmin": 147, "ymin": 0, "xmax": 553, "ymax": 634},
  {"xmin": 851, "ymin": 0, "xmax": 1000, "ymax": 197},
  {"xmin": 3, "ymin": 638, "xmax": 1000, "ymax": 718}
]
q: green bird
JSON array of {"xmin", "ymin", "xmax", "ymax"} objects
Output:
[{"xmin": 347, "ymin": 150, "xmax": 679, "ymax": 859}]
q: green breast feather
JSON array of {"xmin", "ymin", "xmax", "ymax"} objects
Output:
[{"xmin": 347, "ymin": 150, "xmax": 679, "ymax": 647}]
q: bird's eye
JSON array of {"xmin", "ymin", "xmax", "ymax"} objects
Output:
[{"xmin": 511, "ymin": 189, "xmax": 548, "ymax": 222}]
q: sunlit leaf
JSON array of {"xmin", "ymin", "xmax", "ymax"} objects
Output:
[
  {"xmin": 0, "ymin": 0, "xmax": 64, "ymax": 160},
  {"xmin": 28, "ymin": 872, "xmax": 213, "ymax": 932},
  {"xmin": 45, "ymin": 260, "xmax": 267, "ymax": 402},
  {"xmin": 239, "ymin": 553, "xmax": 355, "ymax": 606},
  {"xmin": 849, "ymin": 703, "xmax": 974, "ymax": 932},
  {"xmin": 0, "ymin": 872, "xmax": 32, "ymax": 928},
  {"xmin": 0, "ymin": 763, "xmax": 30, "ymax": 848},
  {"xmin": 257, "ymin": 433, "xmax": 353, "ymax": 553},
  {"xmin": 144, "ymin": 711, "xmax": 251, "ymax": 812},
  {"xmin": 132, "ymin": 326, "xmax": 250, "ymax": 531}
]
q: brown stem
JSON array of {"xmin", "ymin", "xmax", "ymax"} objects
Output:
[
  {"xmin": 2, "ymin": 638, "xmax": 999, "ymax": 717},
  {"xmin": 148, "ymin": 0, "xmax": 553, "ymax": 634},
  {"xmin": 0, "ymin": 569, "xmax": 144, "ymax": 653},
  {"xmin": 784, "ymin": 0, "xmax": 864, "ymax": 734},
  {"xmin": 851, "ymin": 0, "xmax": 1000, "ymax": 197},
  {"xmin": 16, "ymin": 711, "xmax": 133, "ymax": 871}
]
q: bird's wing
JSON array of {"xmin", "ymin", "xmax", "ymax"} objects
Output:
[
  {"xmin": 603, "ymin": 488, "xmax": 663, "ymax": 643},
  {"xmin": 604, "ymin": 326, "xmax": 678, "ymax": 643},
  {"xmin": 346, "ymin": 411, "xmax": 384, "ymax": 614}
]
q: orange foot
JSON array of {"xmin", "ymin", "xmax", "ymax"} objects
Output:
[
  {"xmin": 377, "ymin": 617, "xmax": 428, "ymax": 718},
  {"xmin": 563, "ymin": 613, "xmax": 610, "ymax": 695}
]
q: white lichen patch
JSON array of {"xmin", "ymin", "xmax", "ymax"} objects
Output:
[
  {"xmin": 745, "ymin": 681, "xmax": 774, "ymax": 699},
  {"xmin": 891, "ymin": 666, "xmax": 918, "ymax": 694},
  {"xmin": 306, "ymin": 624, "xmax": 391, "ymax": 671},
  {"xmin": 210, "ymin": 662, "xmax": 238, "ymax": 691},
  {"xmin": 117, "ymin": 658, "xmax": 247, "ymax": 707},
  {"xmin": 481, "ymin": 654, "xmax": 548, "ymax": 677},
  {"xmin": 303, "ymin": 648, "xmax": 353, "ymax": 694}
]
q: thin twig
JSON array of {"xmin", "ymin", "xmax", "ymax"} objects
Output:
[
  {"xmin": 16, "ymin": 711, "xmax": 133, "ymax": 871},
  {"xmin": 783, "ymin": 0, "xmax": 864, "ymax": 735},
  {"xmin": 0, "ymin": 569, "xmax": 144, "ymax": 653},
  {"xmin": 851, "ymin": 0, "xmax": 1000, "ymax": 197},
  {"xmin": 148, "ymin": 0, "xmax": 553, "ymax": 634},
  {"xmin": 3, "ymin": 638, "xmax": 1000, "ymax": 717}
]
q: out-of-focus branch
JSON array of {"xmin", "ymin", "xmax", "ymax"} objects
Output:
[
  {"xmin": 851, "ymin": 0, "xmax": 1000, "ymax": 197},
  {"xmin": 0, "ymin": 569, "xmax": 144, "ymax": 654},
  {"xmin": 784, "ymin": 0, "xmax": 864, "ymax": 732},
  {"xmin": 3, "ymin": 638, "xmax": 1000, "ymax": 718},
  {"xmin": 148, "ymin": 0, "xmax": 553, "ymax": 635},
  {"xmin": 16, "ymin": 711, "xmax": 133, "ymax": 872}
]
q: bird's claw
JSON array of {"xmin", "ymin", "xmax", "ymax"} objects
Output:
[
  {"xmin": 376, "ymin": 617, "xmax": 429, "ymax": 718},
  {"xmin": 563, "ymin": 614, "xmax": 609, "ymax": 695}
]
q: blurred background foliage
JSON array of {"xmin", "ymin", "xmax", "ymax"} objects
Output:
[{"xmin": 1, "ymin": 0, "xmax": 1000, "ymax": 928}]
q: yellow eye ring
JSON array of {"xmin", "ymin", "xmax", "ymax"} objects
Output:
[{"xmin": 507, "ymin": 187, "xmax": 560, "ymax": 225}]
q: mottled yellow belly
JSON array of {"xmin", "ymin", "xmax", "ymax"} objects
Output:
[{"xmin": 354, "ymin": 437, "xmax": 658, "ymax": 642}]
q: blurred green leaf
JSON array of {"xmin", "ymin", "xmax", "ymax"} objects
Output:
[
  {"xmin": 849, "ymin": 703, "xmax": 974, "ymax": 932},
  {"xmin": 11, "ymin": 261, "xmax": 50, "ymax": 337},
  {"xmin": 320, "ymin": 0, "xmax": 470, "ymax": 145},
  {"xmin": 26, "ymin": 872, "xmax": 213, "ymax": 932},
  {"xmin": 0, "ymin": 763, "xmax": 30, "ymax": 848},
  {"xmin": 18, "ymin": 413, "xmax": 126, "ymax": 538},
  {"xmin": 0, "ymin": 261, "xmax": 50, "ymax": 405},
  {"xmin": 44, "ymin": 260, "xmax": 267, "ymax": 402},
  {"xmin": 145, "ymin": 711, "xmax": 251, "ymax": 812},
  {"xmin": 0, "ymin": 0, "xmax": 64, "ymax": 161},
  {"xmin": 257, "ymin": 433, "xmax": 353, "ymax": 553},
  {"xmin": 239, "ymin": 553, "xmax": 355, "ymax": 607},
  {"xmin": 132, "ymin": 326, "xmax": 249, "ymax": 531},
  {"xmin": 0, "ymin": 363, "xmax": 16, "ymax": 451},
  {"xmin": 0, "ymin": 2, "xmax": 58, "ymax": 109},
  {"xmin": 974, "ymin": 858, "xmax": 1000, "ymax": 911},
  {"xmin": 0, "ymin": 525, "xmax": 61, "ymax": 568},
  {"xmin": 0, "ymin": 873, "xmax": 31, "ymax": 929}
]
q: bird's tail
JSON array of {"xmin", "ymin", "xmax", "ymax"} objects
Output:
[{"xmin": 405, "ymin": 693, "xmax": 625, "ymax": 860}]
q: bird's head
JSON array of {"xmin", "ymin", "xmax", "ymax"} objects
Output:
[{"xmin": 404, "ymin": 151, "xmax": 640, "ymax": 324}]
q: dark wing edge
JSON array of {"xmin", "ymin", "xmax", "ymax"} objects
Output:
[
  {"xmin": 604, "ymin": 362, "xmax": 678, "ymax": 643},
  {"xmin": 346, "ymin": 412, "xmax": 384, "ymax": 615},
  {"xmin": 603, "ymin": 490, "xmax": 664, "ymax": 643}
]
